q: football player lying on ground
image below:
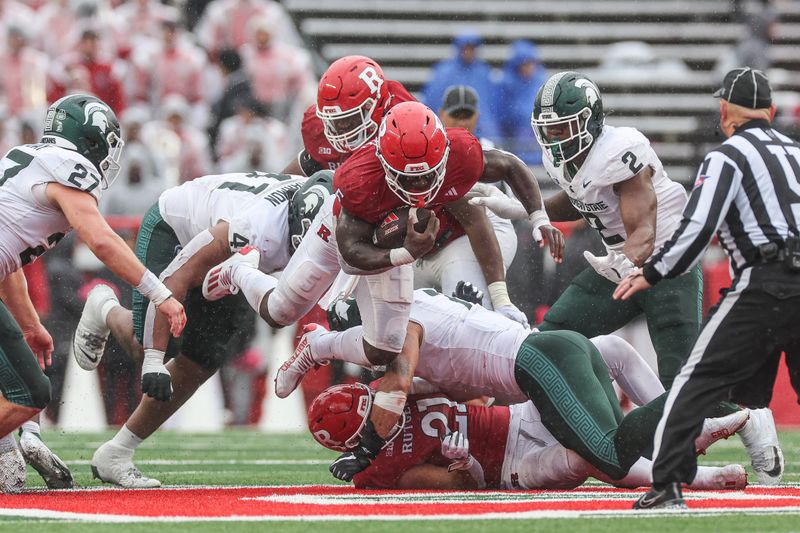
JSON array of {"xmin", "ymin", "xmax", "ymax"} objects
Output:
[
  {"xmin": 72, "ymin": 171, "xmax": 333, "ymax": 488},
  {"xmin": 289, "ymin": 286, "xmax": 752, "ymax": 483},
  {"xmin": 308, "ymin": 382, "xmax": 747, "ymax": 490},
  {"xmin": 0, "ymin": 94, "xmax": 187, "ymax": 492}
]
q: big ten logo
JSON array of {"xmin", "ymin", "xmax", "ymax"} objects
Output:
[{"xmin": 358, "ymin": 66, "xmax": 384, "ymax": 95}]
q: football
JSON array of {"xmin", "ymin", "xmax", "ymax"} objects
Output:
[{"xmin": 373, "ymin": 207, "xmax": 434, "ymax": 249}]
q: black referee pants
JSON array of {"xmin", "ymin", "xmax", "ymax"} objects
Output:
[{"xmin": 651, "ymin": 263, "xmax": 800, "ymax": 486}]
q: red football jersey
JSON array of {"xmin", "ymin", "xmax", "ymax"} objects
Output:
[
  {"xmin": 300, "ymin": 80, "xmax": 416, "ymax": 172},
  {"xmin": 353, "ymin": 395, "xmax": 510, "ymax": 489}
]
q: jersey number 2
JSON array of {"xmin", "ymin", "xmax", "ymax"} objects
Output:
[{"xmin": 622, "ymin": 151, "xmax": 644, "ymax": 175}]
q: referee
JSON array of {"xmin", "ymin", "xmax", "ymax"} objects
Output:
[{"xmin": 614, "ymin": 67, "xmax": 800, "ymax": 509}]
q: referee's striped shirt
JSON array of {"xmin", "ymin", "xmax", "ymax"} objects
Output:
[{"xmin": 643, "ymin": 119, "xmax": 800, "ymax": 284}]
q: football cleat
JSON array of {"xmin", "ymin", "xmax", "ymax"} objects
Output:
[
  {"xmin": 91, "ymin": 442, "xmax": 161, "ymax": 489},
  {"xmin": 633, "ymin": 482, "xmax": 687, "ymax": 510},
  {"xmin": 73, "ymin": 284, "xmax": 117, "ymax": 370},
  {"xmin": 738, "ymin": 407, "xmax": 784, "ymax": 485},
  {"xmin": 695, "ymin": 409, "xmax": 750, "ymax": 455},
  {"xmin": 202, "ymin": 245, "xmax": 260, "ymax": 301},
  {"xmin": 0, "ymin": 434, "xmax": 25, "ymax": 493},
  {"xmin": 274, "ymin": 323, "xmax": 329, "ymax": 399},
  {"xmin": 19, "ymin": 431, "xmax": 73, "ymax": 489},
  {"xmin": 691, "ymin": 464, "xmax": 748, "ymax": 490}
]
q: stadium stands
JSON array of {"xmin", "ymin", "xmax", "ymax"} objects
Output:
[{"xmin": 285, "ymin": 0, "xmax": 800, "ymax": 185}]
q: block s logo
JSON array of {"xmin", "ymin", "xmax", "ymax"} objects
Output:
[{"xmin": 358, "ymin": 66, "xmax": 384, "ymax": 95}]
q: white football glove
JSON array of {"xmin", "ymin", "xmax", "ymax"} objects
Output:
[
  {"xmin": 496, "ymin": 304, "xmax": 530, "ymax": 328},
  {"xmin": 441, "ymin": 431, "xmax": 470, "ymax": 462},
  {"xmin": 583, "ymin": 250, "xmax": 636, "ymax": 283}
]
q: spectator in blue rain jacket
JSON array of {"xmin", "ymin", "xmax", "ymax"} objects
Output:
[
  {"xmin": 496, "ymin": 40, "xmax": 548, "ymax": 165},
  {"xmin": 421, "ymin": 30, "xmax": 499, "ymax": 141}
]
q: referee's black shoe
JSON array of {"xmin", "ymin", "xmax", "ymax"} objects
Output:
[{"xmin": 633, "ymin": 483, "xmax": 687, "ymax": 510}]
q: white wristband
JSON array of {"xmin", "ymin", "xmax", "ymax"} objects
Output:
[
  {"xmin": 389, "ymin": 247, "xmax": 415, "ymax": 266},
  {"xmin": 137, "ymin": 270, "xmax": 173, "ymax": 306},
  {"xmin": 528, "ymin": 209, "xmax": 550, "ymax": 227},
  {"xmin": 448, "ymin": 455, "xmax": 487, "ymax": 489},
  {"xmin": 487, "ymin": 281, "xmax": 513, "ymax": 309},
  {"xmin": 142, "ymin": 348, "xmax": 166, "ymax": 374},
  {"xmin": 374, "ymin": 390, "xmax": 408, "ymax": 415}
]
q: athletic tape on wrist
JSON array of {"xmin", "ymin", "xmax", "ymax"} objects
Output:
[
  {"xmin": 389, "ymin": 247, "xmax": 415, "ymax": 266},
  {"xmin": 374, "ymin": 390, "xmax": 407, "ymax": 415},
  {"xmin": 137, "ymin": 270, "xmax": 172, "ymax": 306},
  {"xmin": 488, "ymin": 281, "xmax": 513, "ymax": 309},
  {"xmin": 528, "ymin": 209, "xmax": 550, "ymax": 227},
  {"xmin": 142, "ymin": 349, "xmax": 166, "ymax": 374}
]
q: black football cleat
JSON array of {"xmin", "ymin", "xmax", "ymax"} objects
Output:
[{"xmin": 633, "ymin": 482, "xmax": 688, "ymax": 510}]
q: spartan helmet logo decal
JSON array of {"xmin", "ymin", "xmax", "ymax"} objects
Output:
[
  {"xmin": 575, "ymin": 79, "xmax": 599, "ymax": 107},
  {"xmin": 83, "ymin": 102, "xmax": 110, "ymax": 135},
  {"xmin": 302, "ymin": 184, "xmax": 329, "ymax": 214}
]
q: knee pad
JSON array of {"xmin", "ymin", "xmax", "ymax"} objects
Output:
[
  {"xmin": 268, "ymin": 258, "xmax": 338, "ymax": 326},
  {"xmin": 356, "ymin": 267, "xmax": 413, "ymax": 353}
]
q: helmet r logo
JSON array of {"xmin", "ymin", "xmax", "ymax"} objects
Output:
[{"xmin": 358, "ymin": 66, "xmax": 384, "ymax": 95}]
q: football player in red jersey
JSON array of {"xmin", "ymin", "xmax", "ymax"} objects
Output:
[
  {"xmin": 308, "ymin": 383, "xmax": 748, "ymax": 491},
  {"xmin": 282, "ymin": 55, "xmax": 416, "ymax": 176}
]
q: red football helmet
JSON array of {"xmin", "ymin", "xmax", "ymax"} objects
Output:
[
  {"xmin": 377, "ymin": 101, "xmax": 450, "ymax": 207},
  {"xmin": 316, "ymin": 55, "xmax": 389, "ymax": 154},
  {"xmin": 307, "ymin": 383, "xmax": 406, "ymax": 452}
]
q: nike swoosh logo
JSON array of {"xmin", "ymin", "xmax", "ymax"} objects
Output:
[
  {"xmin": 582, "ymin": 179, "xmax": 592, "ymax": 188},
  {"xmin": 637, "ymin": 493, "xmax": 660, "ymax": 507},
  {"xmin": 73, "ymin": 334, "xmax": 99, "ymax": 362}
]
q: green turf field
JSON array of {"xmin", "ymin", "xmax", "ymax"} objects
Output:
[{"xmin": 4, "ymin": 427, "xmax": 800, "ymax": 532}]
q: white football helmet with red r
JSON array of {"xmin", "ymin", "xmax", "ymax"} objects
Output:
[
  {"xmin": 316, "ymin": 55, "xmax": 389, "ymax": 154},
  {"xmin": 376, "ymin": 101, "xmax": 450, "ymax": 207}
]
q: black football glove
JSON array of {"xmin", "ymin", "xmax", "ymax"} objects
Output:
[
  {"xmin": 328, "ymin": 418, "xmax": 385, "ymax": 482},
  {"xmin": 329, "ymin": 448, "xmax": 373, "ymax": 482},
  {"xmin": 453, "ymin": 280, "xmax": 484, "ymax": 306}
]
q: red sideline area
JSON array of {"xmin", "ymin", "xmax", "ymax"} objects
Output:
[
  {"xmin": 0, "ymin": 486, "xmax": 800, "ymax": 518},
  {"xmin": 1, "ymin": 486, "xmax": 800, "ymax": 518}
]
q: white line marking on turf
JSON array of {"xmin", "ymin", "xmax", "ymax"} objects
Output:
[{"xmin": 3, "ymin": 508, "xmax": 800, "ymax": 523}]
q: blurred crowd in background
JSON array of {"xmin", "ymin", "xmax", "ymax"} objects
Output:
[{"xmin": 3, "ymin": 0, "xmax": 780, "ymax": 428}]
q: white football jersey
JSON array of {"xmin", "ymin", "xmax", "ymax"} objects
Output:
[
  {"xmin": 543, "ymin": 125, "xmax": 687, "ymax": 253},
  {"xmin": 158, "ymin": 172, "xmax": 306, "ymax": 274},
  {"xmin": 0, "ymin": 143, "xmax": 103, "ymax": 280},
  {"xmin": 410, "ymin": 289, "xmax": 530, "ymax": 405}
]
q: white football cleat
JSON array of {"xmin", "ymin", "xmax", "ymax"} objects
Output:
[
  {"xmin": 202, "ymin": 245, "xmax": 260, "ymax": 301},
  {"xmin": 274, "ymin": 323, "xmax": 329, "ymax": 399},
  {"xmin": 0, "ymin": 434, "xmax": 25, "ymax": 493},
  {"xmin": 91, "ymin": 442, "xmax": 161, "ymax": 489},
  {"xmin": 73, "ymin": 284, "xmax": 117, "ymax": 370},
  {"xmin": 738, "ymin": 407, "xmax": 784, "ymax": 485},
  {"xmin": 19, "ymin": 431, "xmax": 73, "ymax": 489},
  {"xmin": 695, "ymin": 408, "xmax": 750, "ymax": 455},
  {"xmin": 691, "ymin": 464, "xmax": 748, "ymax": 490}
]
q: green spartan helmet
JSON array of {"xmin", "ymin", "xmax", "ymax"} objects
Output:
[
  {"xmin": 42, "ymin": 93, "xmax": 124, "ymax": 187},
  {"xmin": 288, "ymin": 170, "xmax": 335, "ymax": 253},
  {"xmin": 531, "ymin": 71, "xmax": 604, "ymax": 165}
]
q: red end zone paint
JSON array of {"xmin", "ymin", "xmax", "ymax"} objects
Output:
[{"xmin": 1, "ymin": 486, "xmax": 800, "ymax": 521}]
